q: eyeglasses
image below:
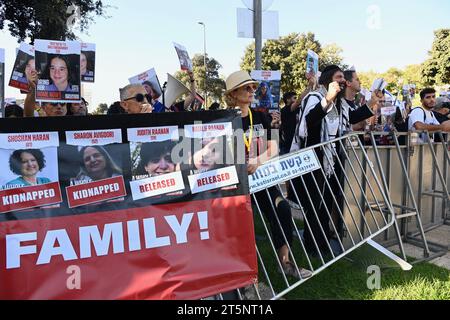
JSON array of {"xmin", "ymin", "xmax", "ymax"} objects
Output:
[
  {"xmin": 124, "ymin": 93, "xmax": 150, "ymax": 103},
  {"xmin": 240, "ymin": 85, "xmax": 257, "ymax": 93}
]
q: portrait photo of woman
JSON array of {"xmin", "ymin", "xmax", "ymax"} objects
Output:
[
  {"xmin": 71, "ymin": 145, "xmax": 122, "ymax": 184},
  {"xmin": 4, "ymin": 149, "xmax": 51, "ymax": 188}
]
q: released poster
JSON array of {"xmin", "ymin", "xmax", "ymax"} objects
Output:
[
  {"xmin": 81, "ymin": 43, "xmax": 96, "ymax": 83},
  {"xmin": 0, "ymin": 112, "xmax": 256, "ymax": 300},
  {"xmin": 173, "ymin": 42, "xmax": 193, "ymax": 71},
  {"xmin": 129, "ymin": 68, "xmax": 163, "ymax": 102},
  {"xmin": 128, "ymin": 126, "xmax": 185, "ymax": 201},
  {"xmin": 250, "ymin": 70, "xmax": 282, "ymax": 113},
  {"xmin": 306, "ymin": 49, "xmax": 319, "ymax": 75},
  {"xmin": 35, "ymin": 39, "xmax": 81, "ymax": 103},
  {"xmin": 8, "ymin": 43, "xmax": 35, "ymax": 92},
  {"xmin": 184, "ymin": 122, "xmax": 238, "ymax": 194},
  {"xmin": 0, "ymin": 132, "xmax": 62, "ymax": 213}
]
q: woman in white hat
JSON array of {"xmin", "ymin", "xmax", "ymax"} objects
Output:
[{"xmin": 225, "ymin": 70, "xmax": 312, "ymax": 280}]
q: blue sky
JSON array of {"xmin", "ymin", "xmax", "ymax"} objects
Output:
[{"xmin": 1, "ymin": 0, "xmax": 449, "ymax": 109}]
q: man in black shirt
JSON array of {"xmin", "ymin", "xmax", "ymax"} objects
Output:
[{"xmin": 280, "ymin": 92, "xmax": 298, "ymax": 155}]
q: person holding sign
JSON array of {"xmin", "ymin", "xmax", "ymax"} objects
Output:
[
  {"xmin": 225, "ymin": 70, "xmax": 312, "ymax": 280},
  {"xmin": 23, "ymin": 70, "xmax": 68, "ymax": 117},
  {"xmin": 5, "ymin": 149, "xmax": 50, "ymax": 188},
  {"xmin": 72, "ymin": 146, "xmax": 122, "ymax": 184}
]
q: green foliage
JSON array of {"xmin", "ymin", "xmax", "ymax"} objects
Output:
[
  {"xmin": 174, "ymin": 54, "xmax": 225, "ymax": 103},
  {"xmin": 422, "ymin": 29, "xmax": 450, "ymax": 86},
  {"xmin": 0, "ymin": 0, "xmax": 109, "ymax": 43},
  {"xmin": 240, "ymin": 33, "xmax": 346, "ymax": 94},
  {"xmin": 92, "ymin": 102, "xmax": 108, "ymax": 115}
]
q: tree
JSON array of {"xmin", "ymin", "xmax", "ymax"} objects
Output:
[
  {"xmin": 381, "ymin": 67, "xmax": 403, "ymax": 92},
  {"xmin": 174, "ymin": 54, "xmax": 225, "ymax": 103},
  {"xmin": 0, "ymin": 0, "xmax": 109, "ymax": 43},
  {"xmin": 320, "ymin": 44, "xmax": 347, "ymax": 69},
  {"xmin": 422, "ymin": 29, "xmax": 450, "ymax": 86},
  {"xmin": 92, "ymin": 103, "xmax": 108, "ymax": 115},
  {"xmin": 358, "ymin": 70, "xmax": 380, "ymax": 90},
  {"xmin": 240, "ymin": 32, "xmax": 346, "ymax": 93}
]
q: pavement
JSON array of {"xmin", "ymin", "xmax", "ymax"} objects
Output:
[{"xmin": 388, "ymin": 225, "xmax": 450, "ymax": 270}]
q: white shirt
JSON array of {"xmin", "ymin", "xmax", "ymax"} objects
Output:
[{"xmin": 408, "ymin": 107, "xmax": 439, "ymax": 131}]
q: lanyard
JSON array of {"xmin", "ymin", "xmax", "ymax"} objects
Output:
[{"xmin": 244, "ymin": 107, "xmax": 253, "ymax": 153}]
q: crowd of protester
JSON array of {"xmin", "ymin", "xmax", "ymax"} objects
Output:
[{"xmin": 3, "ymin": 56, "xmax": 450, "ymax": 282}]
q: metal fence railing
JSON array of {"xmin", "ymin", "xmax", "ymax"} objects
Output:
[{"xmin": 206, "ymin": 133, "xmax": 410, "ymax": 300}]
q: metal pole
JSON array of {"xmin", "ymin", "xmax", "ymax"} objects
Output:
[
  {"xmin": 199, "ymin": 22, "xmax": 208, "ymax": 108},
  {"xmin": 254, "ymin": 0, "xmax": 262, "ymax": 70},
  {"xmin": 0, "ymin": 60, "xmax": 4, "ymax": 117}
]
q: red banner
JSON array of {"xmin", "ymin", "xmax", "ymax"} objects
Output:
[
  {"xmin": 0, "ymin": 182, "xmax": 62, "ymax": 214},
  {"xmin": 66, "ymin": 176, "xmax": 127, "ymax": 208},
  {"xmin": 0, "ymin": 195, "xmax": 257, "ymax": 300}
]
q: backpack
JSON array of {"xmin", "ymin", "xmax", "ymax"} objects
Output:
[
  {"xmin": 395, "ymin": 107, "xmax": 429, "ymax": 132},
  {"xmin": 290, "ymin": 92, "xmax": 323, "ymax": 152}
]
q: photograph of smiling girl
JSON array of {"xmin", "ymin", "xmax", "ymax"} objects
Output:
[{"xmin": 34, "ymin": 39, "xmax": 81, "ymax": 103}]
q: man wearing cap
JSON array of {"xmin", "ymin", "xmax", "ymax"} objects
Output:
[{"xmin": 290, "ymin": 65, "xmax": 381, "ymax": 257}]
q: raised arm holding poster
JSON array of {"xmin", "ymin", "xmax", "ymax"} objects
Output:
[
  {"xmin": 81, "ymin": 43, "xmax": 96, "ymax": 83},
  {"xmin": 0, "ymin": 111, "xmax": 256, "ymax": 300},
  {"xmin": 35, "ymin": 39, "xmax": 81, "ymax": 103},
  {"xmin": 173, "ymin": 42, "xmax": 193, "ymax": 71},
  {"xmin": 250, "ymin": 70, "xmax": 282, "ymax": 113},
  {"xmin": 8, "ymin": 43, "xmax": 35, "ymax": 92}
]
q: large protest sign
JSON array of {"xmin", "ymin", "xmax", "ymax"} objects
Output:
[
  {"xmin": 0, "ymin": 48, "xmax": 4, "ymax": 116},
  {"xmin": 250, "ymin": 70, "xmax": 282, "ymax": 113},
  {"xmin": 0, "ymin": 111, "xmax": 257, "ymax": 300},
  {"xmin": 81, "ymin": 43, "xmax": 96, "ymax": 83},
  {"xmin": 8, "ymin": 43, "xmax": 34, "ymax": 92},
  {"xmin": 173, "ymin": 42, "xmax": 193, "ymax": 71},
  {"xmin": 35, "ymin": 40, "xmax": 81, "ymax": 103}
]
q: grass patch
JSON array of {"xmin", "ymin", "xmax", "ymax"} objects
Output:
[{"xmin": 253, "ymin": 209, "xmax": 450, "ymax": 300}]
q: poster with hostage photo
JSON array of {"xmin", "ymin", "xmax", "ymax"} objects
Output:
[
  {"xmin": 0, "ymin": 132, "xmax": 62, "ymax": 213},
  {"xmin": 63, "ymin": 129, "xmax": 127, "ymax": 208},
  {"xmin": 35, "ymin": 39, "xmax": 81, "ymax": 103},
  {"xmin": 128, "ymin": 126, "xmax": 186, "ymax": 201},
  {"xmin": 250, "ymin": 70, "xmax": 282, "ymax": 113},
  {"xmin": 184, "ymin": 122, "xmax": 239, "ymax": 194},
  {"xmin": 8, "ymin": 43, "xmax": 35, "ymax": 92},
  {"xmin": 81, "ymin": 43, "xmax": 96, "ymax": 83}
]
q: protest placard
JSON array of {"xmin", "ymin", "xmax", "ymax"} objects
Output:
[
  {"xmin": 8, "ymin": 43, "xmax": 34, "ymax": 92},
  {"xmin": 250, "ymin": 70, "xmax": 282, "ymax": 113},
  {"xmin": 129, "ymin": 68, "xmax": 163, "ymax": 100},
  {"xmin": 306, "ymin": 49, "xmax": 319, "ymax": 75},
  {"xmin": 81, "ymin": 43, "xmax": 96, "ymax": 83},
  {"xmin": 173, "ymin": 42, "xmax": 193, "ymax": 71},
  {"xmin": 35, "ymin": 39, "xmax": 81, "ymax": 103}
]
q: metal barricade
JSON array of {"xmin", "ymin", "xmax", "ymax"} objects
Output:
[
  {"xmin": 340, "ymin": 131, "xmax": 449, "ymax": 265},
  {"xmin": 213, "ymin": 133, "xmax": 409, "ymax": 301}
]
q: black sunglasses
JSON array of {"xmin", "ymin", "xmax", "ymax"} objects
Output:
[{"xmin": 124, "ymin": 93, "xmax": 150, "ymax": 103}]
